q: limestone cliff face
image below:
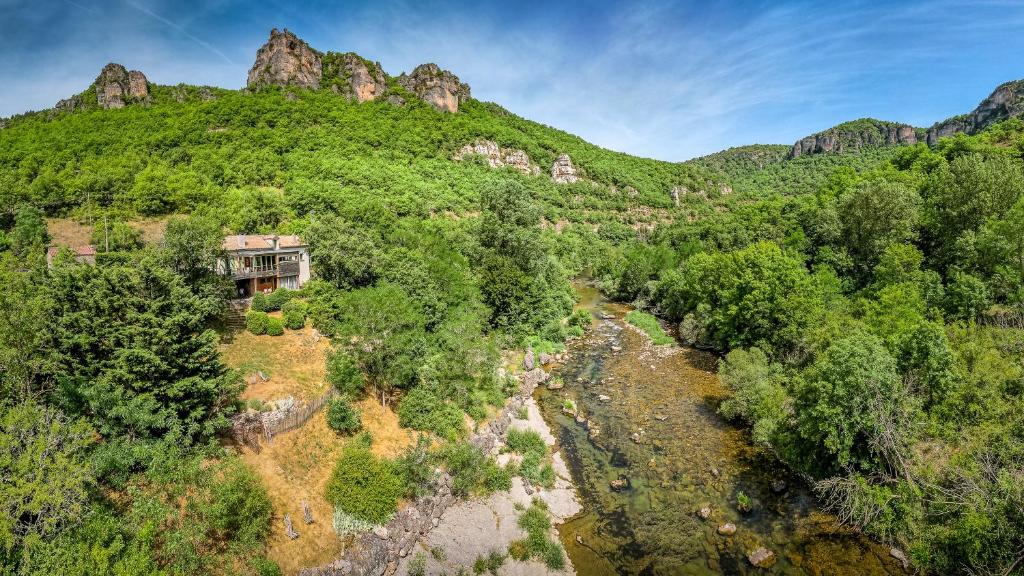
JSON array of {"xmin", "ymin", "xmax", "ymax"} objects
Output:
[
  {"xmin": 55, "ymin": 63, "xmax": 149, "ymax": 111},
  {"xmin": 927, "ymin": 79, "xmax": 1024, "ymax": 145},
  {"xmin": 789, "ymin": 119, "xmax": 918, "ymax": 158},
  {"xmin": 454, "ymin": 140, "xmax": 540, "ymax": 175},
  {"xmin": 397, "ymin": 64, "xmax": 471, "ymax": 113},
  {"xmin": 323, "ymin": 53, "xmax": 388, "ymax": 103},
  {"xmin": 247, "ymin": 28, "xmax": 322, "ymax": 90},
  {"xmin": 550, "ymin": 154, "xmax": 580, "ymax": 184}
]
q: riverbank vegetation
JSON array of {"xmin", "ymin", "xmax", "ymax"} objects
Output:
[{"xmin": 606, "ymin": 123, "xmax": 1024, "ymax": 574}]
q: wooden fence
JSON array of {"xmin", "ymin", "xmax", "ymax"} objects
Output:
[{"xmin": 264, "ymin": 387, "xmax": 337, "ymax": 442}]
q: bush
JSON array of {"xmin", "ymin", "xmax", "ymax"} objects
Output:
[
  {"xmin": 251, "ymin": 292, "xmax": 269, "ymax": 312},
  {"xmin": 266, "ymin": 288, "xmax": 294, "ymax": 311},
  {"xmin": 326, "ymin": 396, "xmax": 361, "ymax": 435},
  {"xmin": 506, "ymin": 429, "xmax": 554, "ymax": 488},
  {"xmin": 246, "ymin": 310, "xmax": 269, "ymax": 335},
  {"xmin": 397, "ymin": 387, "xmax": 465, "ymax": 440},
  {"xmin": 567, "ymin": 309, "xmax": 592, "ymax": 330},
  {"xmin": 265, "ymin": 317, "xmax": 285, "ymax": 336},
  {"xmin": 325, "ymin": 444, "xmax": 404, "ymax": 524},
  {"xmin": 282, "ymin": 300, "xmax": 308, "ymax": 329},
  {"xmin": 326, "ymin": 350, "xmax": 365, "ymax": 397},
  {"xmin": 509, "ymin": 501, "xmax": 564, "ymax": 569},
  {"xmin": 207, "ymin": 459, "xmax": 274, "ymax": 547},
  {"xmin": 440, "ymin": 441, "xmax": 509, "ymax": 496}
]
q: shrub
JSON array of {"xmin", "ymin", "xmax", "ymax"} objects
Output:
[
  {"xmin": 509, "ymin": 501, "xmax": 564, "ymax": 569},
  {"xmin": 246, "ymin": 310, "xmax": 269, "ymax": 335},
  {"xmin": 326, "ymin": 396, "xmax": 361, "ymax": 435},
  {"xmin": 440, "ymin": 441, "xmax": 509, "ymax": 497},
  {"xmin": 397, "ymin": 387, "xmax": 465, "ymax": 440},
  {"xmin": 393, "ymin": 436, "xmax": 437, "ymax": 498},
  {"xmin": 251, "ymin": 292, "xmax": 269, "ymax": 312},
  {"xmin": 282, "ymin": 300, "xmax": 308, "ymax": 329},
  {"xmin": 326, "ymin": 350, "xmax": 365, "ymax": 397},
  {"xmin": 265, "ymin": 317, "xmax": 285, "ymax": 336},
  {"xmin": 207, "ymin": 459, "xmax": 274, "ymax": 548},
  {"xmin": 567, "ymin": 309, "xmax": 592, "ymax": 330},
  {"xmin": 506, "ymin": 429, "xmax": 554, "ymax": 488},
  {"xmin": 325, "ymin": 444, "xmax": 403, "ymax": 524},
  {"xmin": 266, "ymin": 288, "xmax": 294, "ymax": 311}
]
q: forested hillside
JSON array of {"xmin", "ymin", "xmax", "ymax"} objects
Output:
[{"xmin": 2, "ymin": 26, "xmax": 1024, "ymax": 576}]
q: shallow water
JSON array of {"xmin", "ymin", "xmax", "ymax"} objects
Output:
[{"xmin": 536, "ymin": 285, "xmax": 904, "ymax": 575}]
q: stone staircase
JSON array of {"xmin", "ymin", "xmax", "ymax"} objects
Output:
[{"xmin": 224, "ymin": 298, "xmax": 250, "ymax": 329}]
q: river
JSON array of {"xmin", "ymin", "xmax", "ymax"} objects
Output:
[{"xmin": 535, "ymin": 285, "xmax": 905, "ymax": 575}]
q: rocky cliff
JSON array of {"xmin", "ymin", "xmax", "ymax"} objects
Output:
[
  {"xmin": 322, "ymin": 52, "xmax": 388, "ymax": 103},
  {"xmin": 55, "ymin": 63, "xmax": 149, "ymax": 111},
  {"xmin": 789, "ymin": 118, "xmax": 919, "ymax": 158},
  {"xmin": 397, "ymin": 63, "xmax": 471, "ymax": 113},
  {"xmin": 453, "ymin": 140, "xmax": 540, "ymax": 175},
  {"xmin": 247, "ymin": 28, "xmax": 323, "ymax": 90},
  {"xmin": 926, "ymin": 79, "xmax": 1024, "ymax": 145}
]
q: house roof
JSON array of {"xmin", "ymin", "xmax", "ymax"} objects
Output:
[
  {"xmin": 222, "ymin": 234, "xmax": 306, "ymax": 251},
  {"xmin": 47, "ymin": 245, "xmax": 97, "ymax": 258}
]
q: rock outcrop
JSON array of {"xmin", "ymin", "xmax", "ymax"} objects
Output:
[
  {"xmin": 397, "ymin": 63, "xmax": 471, "ymax": 113},
  {"xmin": 551, "ymin": 153, "xmax": 580, "ymax": 183},
  {"xmin": 927, "ymin": 79, "xmax": 1024, "ymax": 145},
  {"xmin": 56, "ymin": 63, "xmax": 149, "ymax": 111},
  {"xmin": 323, "ymin": 52, "xmax": 388, "ymax": 103},
  {"xmin": 789, "ymin": 119, "xmax": 918, "ymax": 158},
  {"xmin": 247, "ymin": 28, "xmax": 322, "ymax": 90},
  {"xmin": 453, "ymin": 140, "xmax": 540, "ymax": 175}
]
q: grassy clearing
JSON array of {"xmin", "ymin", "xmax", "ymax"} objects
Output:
[
  {"xmin": 625, "ymin": 310, "xmax": 674, "ymax": 345},
  {"xmin": 220, "ymin": 321, "xmax": 332, "ymax": 402}
]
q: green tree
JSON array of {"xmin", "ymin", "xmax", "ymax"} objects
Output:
[
  {"xmin": 10, "ymin": 205, "xmax": 49, "ymax": 259},
  {"xmin": 319, "ymin": 283, "xmax": 427, "ymax": 406},
  {"xmin": 795, "ymin": 332, "xmax": 913, "ymax": 476},
  {"xmin": 718, "ymin": 348, "xmax": 790, "ymax": 446},
  {"xmin": 47, "ymin": 259, "xmax": 240, "ymax": 442},
  {"xmin": 159, "ymin": 213, "xmax": 229, "ymax": 308},
  {"xmin": 838, "ymin": 177, "xmax": 920, "ymax": 284},
  {"xmin": 0, "ymin": 402, "xmax": 94, "ymax": 555}
]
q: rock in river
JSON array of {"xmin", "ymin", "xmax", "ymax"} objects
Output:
[
  {"xmin": 610, "ymin": 478, "xmax": 629, "ymax": 491},
  {"xmin": 748, "ymin": 547, "xmax": 776, "ymax": 568},
  {"xmin": 717, "ymin": 523, "xmax": 736, "ymax": 536},
  {"xmin": 698, "ymin": 507, "xmax": 711, "ymax": 520}
]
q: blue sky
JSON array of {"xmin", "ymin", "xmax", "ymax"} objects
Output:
[{"xmin": 2, "ymin": 0, "xmax": 1024, "ymax": 160}]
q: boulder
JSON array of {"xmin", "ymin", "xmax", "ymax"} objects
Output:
[
  {"xmin": 610, "ymin": 477, "xmax": 628, "ymax": 491},
  {"xmin": 747, "ymin": 547, "xmax": 776, "ymax": 568},
  {"xmin": 698, "ymin": 507, "xmax": 711, "ymax": 520},
  {"xmin": 397, "ymin": 63, "xmax": 471, "ymax": 113},
  {"xmin": 247, "ymin": 28, "xmax": 322, "ymax": 90},
  {"xmin": 890, "ymin": 547, "xmax": 910, "ymax": 570},
  {"xmin": 717, "ymin": 523, "xmax": 736, "ymax": 536}
]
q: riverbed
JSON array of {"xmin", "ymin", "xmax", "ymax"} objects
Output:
[{"xmin": 534, "ymin": 285, "xmax": 905, "ymax": 575}]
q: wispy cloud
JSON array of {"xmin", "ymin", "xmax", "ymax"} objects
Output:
[{"xmin": 124, "ymin": 0, "xmax": 234, "ymax": 65}]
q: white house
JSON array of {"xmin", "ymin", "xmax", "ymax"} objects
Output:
[{"xmin": 218, "ymin": 234, "xmax": 310, "ymax": 297}]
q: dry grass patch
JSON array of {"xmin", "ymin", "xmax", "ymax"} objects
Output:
[
  {"xmin": 239, "ymin": 398, "xmax": 415, "ymax": 575},
  {"xmin": 47, "ymin": 216, "xmax": 170, "ymax": 247},
  {"xmin": 220, "ymin": 322, "xmax": 332, "ymax": 403}
]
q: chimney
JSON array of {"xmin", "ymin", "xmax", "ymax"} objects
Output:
[
  {"xmin": 271, "ymin": 235, "xmax": 279, "ymax": 250},
  {"xmin": 237, "ymin": 236, "xmax": 246, "ymax": 249}
]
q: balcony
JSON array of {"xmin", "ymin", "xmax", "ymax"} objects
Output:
[{"xmin": 230, "ymin": 264, "xmax": 277, "ymax": 280}]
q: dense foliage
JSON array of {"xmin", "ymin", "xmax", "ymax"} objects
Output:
[{"xmin": 609, "ymin": 121, "xmax": 1024, "ymax": 574}]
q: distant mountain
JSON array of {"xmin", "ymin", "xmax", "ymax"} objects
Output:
[
  {"xmin": 926, "ymin": 79, "xmax": 1024, "ymax": 145},
  {"xmin": 786, "ymin": 79, "xmax": 1024, "ymax": 158},
  {"xmin": 788, "ymin": 118, "xmax": 922, "ymax": 158}
]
